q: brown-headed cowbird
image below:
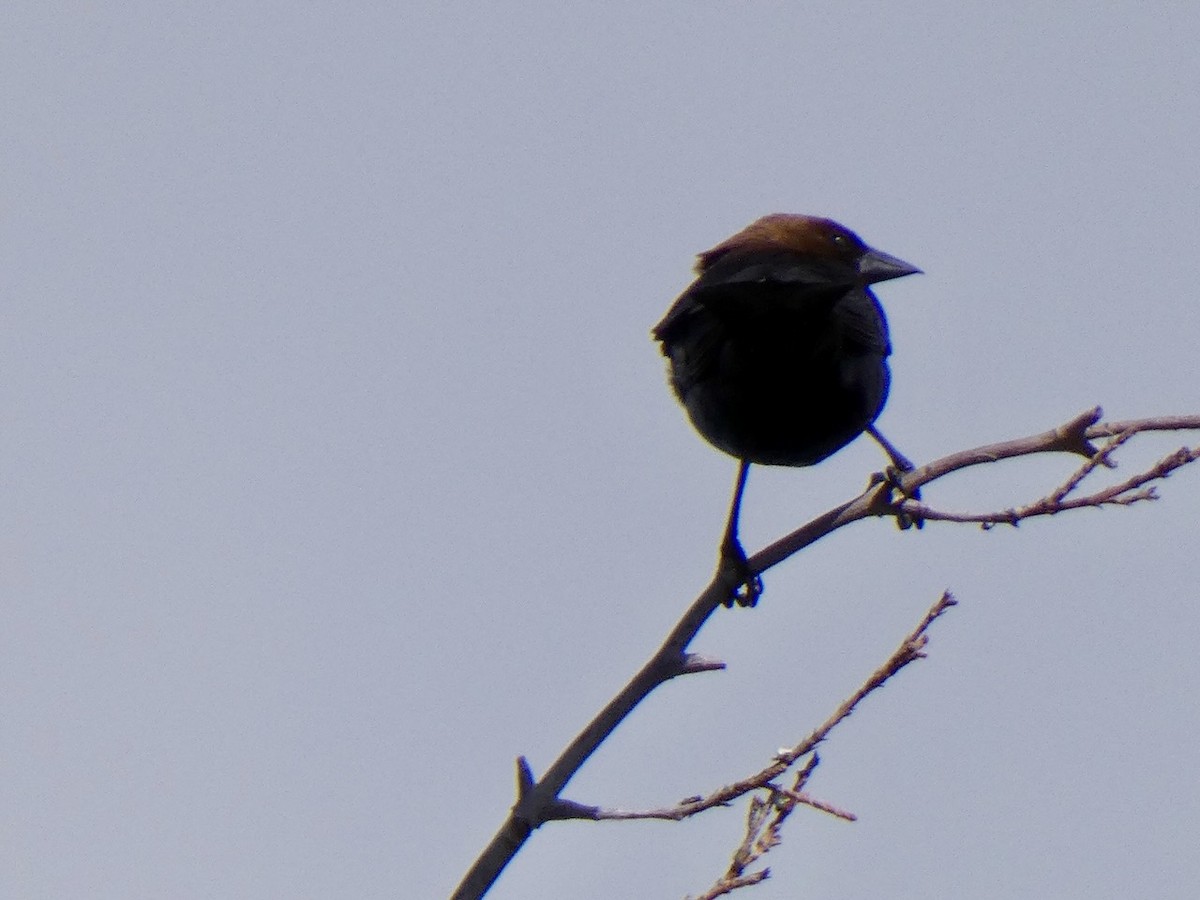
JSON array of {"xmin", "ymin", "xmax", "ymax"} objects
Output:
[{"xmin": 653, "ymin": 214, "xmax": 920, "ymax": 607}]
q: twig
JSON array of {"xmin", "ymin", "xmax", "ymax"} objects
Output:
[
  {"xmin": 594, "ymin": 592, "xmax": 955, "ymax": 826},
  {"xmin": 899, "ymin": 442, "xmax": 1200, "ymax": 529},
  {"xmin": 685, "ymin": 592, "xmax": 955, "ymax": 898}
]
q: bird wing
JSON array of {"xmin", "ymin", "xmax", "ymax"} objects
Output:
[
  {"xmin": 653, "ymin": 250, "xmax": 851, "ymax": 341},
  {"xmin": 833, "ymin": 287, "xmax": 892, "ymax": 356}
]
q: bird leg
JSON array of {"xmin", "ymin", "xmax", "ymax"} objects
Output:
[
  {"xmin": 718, "ymin": 459, "xmax": 762, "ymax": 608},
  {"xmin": 866, "ymin": 424, "xmax": 913, "ymax": 472},
  {"xmin": 866, "ymin": 425, "xmax": 923, "ymax": 529}
]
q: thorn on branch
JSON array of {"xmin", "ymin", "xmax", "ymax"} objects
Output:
[
  {"xmin": 515, "ymin": 756, "xmax": 534, "ymax": 799},
  {"xmin": 1054, "ymin": 406, "xmax": 1105, "ymax": 458},
  {"xmin": 680, "ymin": 653, "xmax": 728, "ymax": 675},
  {"xmin": 512, "ymin": 756, "xmax": 601, "ymax": 825}
]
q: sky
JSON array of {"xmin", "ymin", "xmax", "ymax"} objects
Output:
[{"xmin": 3, "ymin": 3, "xmax": 1199, "ymax": 898}]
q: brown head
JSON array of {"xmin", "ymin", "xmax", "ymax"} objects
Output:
[{"xmin": 696, "ymin": 214, "xmax": 920, "ymax": 285}]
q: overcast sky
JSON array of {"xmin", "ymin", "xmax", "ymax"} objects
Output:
[{"xmin": 3, "ymin": 3, "xmax": 1199, "ymax": 898}]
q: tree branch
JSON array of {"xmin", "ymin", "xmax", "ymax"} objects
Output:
[
  {"xmin": 591, "ymin": 592, "xmax": 955, "ymax": 829},
  {"xmin": 450, "ymin": 409, "xmax": 1200, "ymax": 899}
]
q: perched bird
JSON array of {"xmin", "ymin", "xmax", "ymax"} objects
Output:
[{"xmin": 652, "ymin": 214, "xmax": 920, "ymax": 607}]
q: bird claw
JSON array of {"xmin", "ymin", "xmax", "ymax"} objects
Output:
[
  {"xmin": 719, "ymin": 538, "xmax": 762, "ymax": 608},
  {"xmin": 877, "ymin": 463, "xmax": 924, "ymax": 530}
]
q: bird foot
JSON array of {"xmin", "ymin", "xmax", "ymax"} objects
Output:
[
  {"xmin": 870, "ymin": 463, "xmax": 924, "ymax": 530},
  {"xmin": 718, "ymin": 537, "xmax": 762, "ymax": 608}
]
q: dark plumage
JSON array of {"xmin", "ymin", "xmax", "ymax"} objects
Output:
[{"xmin": 653, "ymin": 214, "xmax": 920, "ymax": 607}]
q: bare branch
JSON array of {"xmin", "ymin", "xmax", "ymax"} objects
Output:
[
  {"xmin": 1088, "ymin": 414, "xmax": 1200, "ymax": 437},
  {"xmin": 1048, "ymin": 428, "xmax": 1133, "ymax": 502},
  {"xmin": 451, "ymin": 410, "xmax": 1200, "ymax": 900},
  {"xmin": 770, "ymin": 785, "xmax": 857, "ymax": 823},
  {"xmin": 688, "ymin": 868, "xmax": 771, "ymax": 900},
  {"xmin": 680, "ymin": 592, "xmax": 956, "ymax": 897},
  {"xmin": 593, "ymin": 592, "xmax": 956, "ymax": 828},
  {"xmin": 900, "ymin": 443, "xmax": 1200, "ymax": 529}
]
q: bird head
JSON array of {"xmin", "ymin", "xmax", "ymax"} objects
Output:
[{"xmin": 696, "ymin": 214, "xmax": 921, "ymax": 286}]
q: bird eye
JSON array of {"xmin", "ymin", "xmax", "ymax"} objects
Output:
[{"xmin": 830, "ymin": 233, "xmax": 848, "ymax": 247}]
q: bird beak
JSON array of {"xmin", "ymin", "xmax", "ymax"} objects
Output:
[{"xmin": 858, "ymin": 248, "xmax": 922, "ymax": 284}]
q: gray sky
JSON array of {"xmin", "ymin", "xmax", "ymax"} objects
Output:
[{"xmin": 4, "ymin": 3, "xmax": 1199, "ymax": 898}]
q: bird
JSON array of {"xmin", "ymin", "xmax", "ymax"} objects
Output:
[{"xmin": 652, "ymin": 214, "xmax": 921, "ymax": 608}]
